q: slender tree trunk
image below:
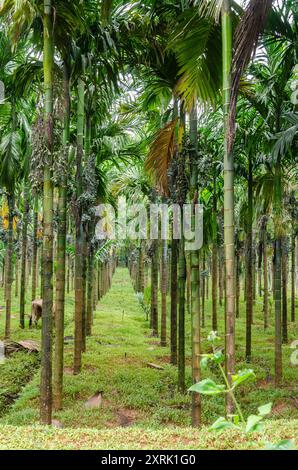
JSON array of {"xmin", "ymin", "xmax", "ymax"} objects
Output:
[
  {"xmin": 189, "ymin": 105, "xmax": 201, "ymax": 427},
  {"xmin": 15, "ymin": 257, "xmax": 18, "ymax": 297},
  {"xmin": 74, "ymin": 76, "xmax": 85, "ymax": 375},
  {"xmin": 252, "ymin": 248, "xmax": 257, "ymax": 306},
  {"xmin": 258, "ymin": 241, "xmax": 262, "ymax": 297},
  {"xmin": 219, "ymin": 247, "xmax": 224, "ymax": 307},
  {"xmin": 291, "ymin": 226, "xmax": 295, "ymax": 323},
  {"xmin": 222, "ymin": 0, "xmax": 235, "ymax": 413},
  {"xmin": 274, "ymin": 162, "xmax": 282, "ymax": 385},
  {"xmin": 263, "ymin": 224, "xmax": 269, "ymax": 329},
  {"xmin": 86, "ymin": 245, "xmax": 94, "ymax": 336},
  {"xmin": 81, "ymin": 232, "xmax": 87, "ymax": 352},
  {"xmin": 138, "ymin": 240, "xmax": 145, "ymax": 293},
  {"xmin": 191, "ymin": 247, "xmax": 201, "ymax": 425},
  {"xmin": 82, "ymin": 111, "xmax": 91, "ymax": 350},
  {"xmin": 66, "ymin": 253, "xmax": 70, "ymax": 294},
  {"xmin": 5, "ymin": 193, "xmax": 14, "ymax": 339},
  {"xmin": 151, "ymin": 239, "xmax": 159, "ymax": 336},
  {"xmin": 40, "ymin": 0, "xmax": 54, "ymax": 425},
  {"xmin": 282, "ymin": 237, "xmax": 288, "ymax": 344},
  {"xmin": 246, "ymin": 155, "xmax": 253, "ymax": 362},
  {"xmin": 202, "ymin": 255, "xmax": 205, "ymax": 328},
  {"xmin": 186, "ymin": 257, "xmax": 191, "ymax": 315},
  {"xmin": 178, "ymin": 237, "xmax": 186, "ymax": 392},
  {"xmin": 53, "ymin": 62, "xmax": 70, "ymax": 410},
  {"xmin": 170, "ymin": 238, "xmax": 178, "ymax": 364},
  {"xmin": 235, "ymin": 248, "xmax": 240, "ymax": 318},
  {"xmin": 160, "ymin": 239, "xmax": 167, "ymax": 347},
  {"xmin": 93, "ymin": 261, "xmax": 98, "ymax": 311},
  {"xmin": 20, "ymin": 186, "xmax": 29, "ymax": 329},
  {"xmin": 177, "ymin": 108, "xmax": 187, "ymax": 392},
  {"xmin": 212, "ymin": 173, "xmax": 218, "ymax": 330},
  {"xmin": 32, "ymin": 194, "xmax": 39, "ymax": 301}
]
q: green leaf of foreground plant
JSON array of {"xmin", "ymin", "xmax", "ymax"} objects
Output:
[
  {"xmin": 209, "ymin": 417, "xmax": 239, "ymax": 432},
  {"xmin": 232, "ymin": 369, "xmax": 255, "ymax": 388},
  {"xmin": 258, "ymin": 402, "xmax": 272, "ymax": 417},
  {"xmin": 265, "ymin": 440, "xmax": 296, "ymax": 450},
  {"xmin": 245, "ymin": 415, "xmax": 264, "ymax": 434},
  {"xmin": 188, "ymin": 378, "xmax": 226, "ymax": 395},
  {"xmin": 213, "ymin": 350, "xmax": 225, "ymax": 364}
]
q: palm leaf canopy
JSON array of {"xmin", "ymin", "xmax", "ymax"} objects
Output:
[{"xmin": 170, "ymin": 9, "xmax": 222, "ymax": 109}]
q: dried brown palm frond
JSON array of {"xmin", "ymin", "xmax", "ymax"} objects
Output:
[
  {"xmin": 228, "ymin": 0, "xmax": 273, "ymax": 152},
  {"xmin": 145, "ymin": 119, "xmax": 178, "ymax": 197}
]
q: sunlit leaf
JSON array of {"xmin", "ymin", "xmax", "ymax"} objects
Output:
[{"xmin": 188, "ymin": 379, "xmax": 226, "ymax": 395}]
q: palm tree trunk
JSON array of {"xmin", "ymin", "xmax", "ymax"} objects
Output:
[
  {"xmin": 74, "ymin": 76, "xmax": 85, "ymax": 375},
  {"xmin": 170, "ymin": 238, "xmax": 178, "ymax": 364},
  {"xmin": 246, "ymin": 154, "xmax": 253, "ymax": 362},
  {"xmin": 219, "ymin": 246, "xmax": 224, "ymax": 306},
  {"xmin": 263, "ymin": 223, "xmax": 269, "ymax": 329},
  {"xmin": 20, "ymin": 185, "xmax": 29, "ymax": 329},
  {"xmin": 178, "ymin": 236, "xmax": 186, "ymax": 392},
  {"xmin": 32, "ymin": 194, "xmax": 39, "ymax": 301},
  {"xmin": 40, "ymin": 0, "xmax": 54, "ymax": 425},
  {"xmin": 66, "ymin": 253, "xmax": 70, "ymax": 294},
  {"xmin": 86, "ymin": 244, "xmax": 94, "ymax": 336},
  {"xmin": 5, "ymin": 193, "xmax": 14, "ymax": 339},
  {"xmin": 93, "ymin": 260, "xmax": 98, "ymax": 311},
  {"xmin": 202, "ymin": 255, "xmax": 205, "ymax": 328},
  {"xmin": 160, "ymin": 239, "xmax": 167, "ymax": 347},
  {"xmin": 282, "ymin": 237, "xmax": 288, "ymax": 344},
  {"xmin": 258, "ymin": 241, "xmax": 262, "ymax": 297},
  {"xmin": 222, "ymin": 0, "xmax": 235, "ymax": 413},
  {"xmin": 189, "ymin": 105, "xmax": 201, "ymax": 427},
  {"xmin": 151, "ymin": 239, "xmax": 159, "ymax": 336},
  {"xmin": 53, "ymin": 62, "xmax": 70, "ymax": 410},
  {"xmin": 235, "ymin": 246, "xmax": 240, "ymax": 319},
  {"xmin": 81, "ymin": 119, "xmax": 90, "ymax": 348},
  {"xmin": 212, "ymin": 173, "xmax": 218, "ymax": 331},
  {"xmin": 15, "ymin": 257, "xmax": 19, "ymax": 297},
  {"xmin": 291, "ymin": 223, "xmax": 295, "ymax": 323},
  {"xmin": 138, "ymin": 240, "xmax": 145, "ymax": 293},
  {"xmin": 81, "ymin": 232, "xmax": 87, "ymax": 352},
  {"xmin": 274, "ymin": 162, "xmax": 282, "ymax": 385}
]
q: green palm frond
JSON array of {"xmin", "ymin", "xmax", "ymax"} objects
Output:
[
  {"xmin": 95, "ymin": 239, "xmax": 117, "ymax": 262},
  {"xmin": 254, "ymin": 172, "xmax": 275, "ymax": 214},
  {"xmin": 170, "ymin": 10, "xmax": 221, "ymax": 109},
  {"xmin": 197, "ymin": 0, "xmax": 224, "ymax": 22},
  {"xmin": 111, "ymin": 164, "xmax": 151, "ymax": 202},
  {"xmin": 0, "ymin": 0, "xmax": 39, "ymax": 43},
  {"xmin": 0, "ymin": 129, "xmax": 21, "ymax": 191},
  {"xmin": 0, "ymin": 102, "xmax": 12, "ymax": 128},
  {"xmin": 273, "ymin": 113, "xmax": 298, "ymax": 160}
]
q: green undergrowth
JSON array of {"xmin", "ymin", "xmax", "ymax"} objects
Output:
[
  {"xmin": 0, "ymin": 420, "xmax": 297, "ymax": 450},
  {"xmin": 0, "ymin": 268, "xmax": 297, "ymax": 442},
  {"xmin": 0, "ymin": 352, "xmax": 40, "ymax": 417}
]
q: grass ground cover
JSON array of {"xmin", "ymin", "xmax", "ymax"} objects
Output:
[{"xmin": 0, "ymin": 268, "xmax": 297, "ymax": 448}]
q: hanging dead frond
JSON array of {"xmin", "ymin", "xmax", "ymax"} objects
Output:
[
  {"xmin": 145, "ymin": 119, "xmax": 178, "ymax": 197},
  {"xmin": 228, "ymin": 0, "xmax": 273, "ymax": 152}
]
